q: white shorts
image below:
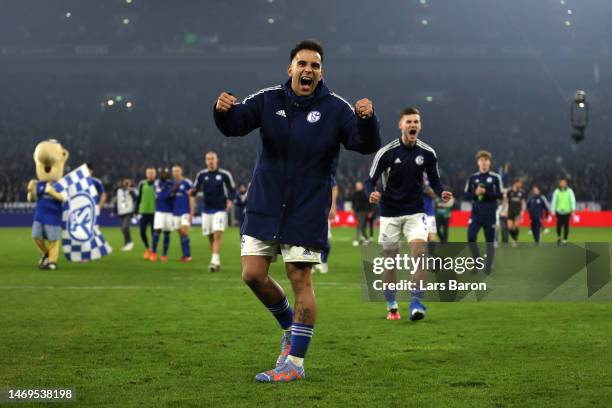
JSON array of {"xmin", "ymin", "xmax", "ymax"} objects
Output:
[
  {"xmin": 379, "ymin": 213, "xmax": 428, "ymax": 248},
  {"xmin": 173, "ymin": 213, "xmax": 191, "ymax": 229},
  {"xmin": 154, "ymin": 211, "xmax": 174, "ymax": 232},
  {"xmin": 201, "ymin": 211, "xmax": 227, "ymax": 235},
  {"xmin": 427, "ymin": 215, "xmax": 437, "ymax": 234},
  {"xmin": 240, "ymin": 235, "xmax": 322, "ymax": 264}
]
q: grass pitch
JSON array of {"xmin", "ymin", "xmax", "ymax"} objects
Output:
[{"xmin": 1, "ymin": 226, "xmax": 611, "ymax": 407}]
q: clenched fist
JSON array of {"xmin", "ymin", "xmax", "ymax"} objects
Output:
[
  {"xmin": 441, "ymin": 191, "xmax": 453, "ymax": 202},
  {"xmin": 355, "ymin": 98, "xmax": 374, "ymax": 119},
  {"xmin": 369, "ymin": 191, "xmax": 381, "ymax": 204},
  {"xmin": 215, "ymin": 92, "xmax": 237, "ymax": 112}
]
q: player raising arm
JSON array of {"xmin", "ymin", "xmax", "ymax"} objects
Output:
[
  {"xmin": 366, "ymin": 107, "xmax": 452, "ymax": 321},
  {"xmin": 213, "ymin": 39, "xmax": 381, "ymax": 382}
]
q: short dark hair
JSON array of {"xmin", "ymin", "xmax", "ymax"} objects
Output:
[
  {"xmin": 290, "ymin": 39, "xmax": 324, "ymax": 62},
  {"xmin": 399, "ymin": 107, "xmax": 421, "ymax": 119}
]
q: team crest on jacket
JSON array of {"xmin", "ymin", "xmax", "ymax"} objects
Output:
[
  {"xmin": 415, "ymin": 155, "xmax": 424, "ymax": 165},
  {"xmin": 486, "ymin": 177, "xmax": 492, "ymax": 183},
  {"xmin": 216, "ymin": 174, "xmax": 222, "ymax": 181},
  {"xmin": 307, "ymin": 111, "xmax": 321, "ymax": 123}
]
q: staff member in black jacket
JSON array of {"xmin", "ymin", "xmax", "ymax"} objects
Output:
[{"xmin": 351, "ymin": 181, "xmax": 370, "ymax": 246}]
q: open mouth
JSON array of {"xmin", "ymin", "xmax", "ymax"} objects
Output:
[
  {"xmin": 299, "ymin": 76, "xmax": 313, "ymax": 92},
  {"xmin": 409, "ymin": 129, "xmax": 418, "ymax": 136}
]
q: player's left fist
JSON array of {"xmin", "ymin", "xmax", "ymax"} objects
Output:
[
  {"xmin": 355, "ymin": 98, "xmax": 373, "ymax": 119},
  {"xmin": 441, "ymin": 191, "xmax": 453, "ymax": 202}
]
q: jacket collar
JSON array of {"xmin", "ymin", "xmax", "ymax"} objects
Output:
[
  {"xmin": 398, "ymin": 136, "xmax": 418, "ymax": 150},
  {"xmin": 283, "ymin": 79, "xmax": 330, "ymax": 109}
]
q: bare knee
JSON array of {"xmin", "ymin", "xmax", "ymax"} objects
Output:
[
  {"xmin": 286, "ymin": 263, "xmax": 313, "ymax": 292},
  {"xmin": 241, "ymin": 256, "xmax": 270, "ymax": 288}
]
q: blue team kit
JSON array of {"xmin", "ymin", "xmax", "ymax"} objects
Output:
[{"xmin": 193, "ymin": 169, "xmax": 235, "ymax": 214}]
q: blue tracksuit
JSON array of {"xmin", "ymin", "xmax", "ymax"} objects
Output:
[
  {"xmin": 464, "ymin": 171, "xmax": 503, "ymax": 242},
  {"xmin": 213, "ymin": 79, "xmax": 381, "ymax": 249},
  {"xmin": 464, "ymin": 171, "xmax": 503, "ymax": 273},
  {"xmin": 365, "ymin": 138, "xmax": 443, "ymax": 217},
  {"xmin": 527, "ymin": 194, "xmax": 550, "ymax": 243}
]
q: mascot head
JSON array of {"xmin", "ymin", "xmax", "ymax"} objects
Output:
[{"xmin": 33, "ymin": 139, "xmax": 69, "ymax": 182}]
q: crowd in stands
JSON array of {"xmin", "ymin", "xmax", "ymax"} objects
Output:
[{"xmin": 1, "ymin": 68, "xmax": 611, "ymax": 208}]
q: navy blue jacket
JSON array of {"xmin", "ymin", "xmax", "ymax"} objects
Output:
[
  {"xmin": 464, "ymin": 171, "xmax": 503, "ymax": 218},
  {"xmin": 213, "ymin": 80, "xmax": 381, "ymax": 248},
  {"xmin": 193, "ymin": 168, "xmax": 235, "ymax": 213},
  {"xmin": 527, "ymin": 194, "xmax": 550, "ymax": 222},
  {"xmin": 365, "ymin": 138, "xmax": 443, "ymax": 217}
]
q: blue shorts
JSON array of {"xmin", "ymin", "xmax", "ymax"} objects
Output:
[{"xmin": 32, "ymin": 221, "xmax": 61, "ymax": 241}]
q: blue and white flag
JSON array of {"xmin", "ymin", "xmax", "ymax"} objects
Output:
[{"xmin": 52, "ymin": 164, "xmax": 113, "ymax": 262}]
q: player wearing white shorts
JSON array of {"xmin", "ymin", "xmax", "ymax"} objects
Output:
[
  {"xmin": 366, "ymin": 107, "xmax": 453, "ymax": 321},
  {"xmin": 213, "ymin": 39, "xmax": 381, "ymax": 382},
  {"xmin": 192, "ymin": 151, "xmax": 235, "ymax": 272},
  {"xmin": 170, "ymin": 165, "xmax": 194, "ymax": 262}
]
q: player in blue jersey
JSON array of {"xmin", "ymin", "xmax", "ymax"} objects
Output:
[
  {"xmin": 170, "ymin": 165, "xmax": 194, "ymax": 262},
  {"xmin": 150, "ymin": 167, "xmax": 174, "ymax": 262},
  {"xmin": 214, "ymin": 39, "xmax": 381, "ymax": 382},
  {"xmin": 367, "ymin": 107, "xmax": 453, "ymax": 321},
  {"xmin": 192, "ymin": 151, "xmax": 235, "ymax": 272},
  {"xmin": 27, "ymin": 179, "xmax": 65, "ymax": 270},
  {"xmin": 464, "ymin": 150, "xmax": 503, "ymax": 272}
]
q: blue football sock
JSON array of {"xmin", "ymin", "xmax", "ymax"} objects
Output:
[
  {"xmin": 152, "ymin": 231, "xmax": 160, "ymax": 253},
  {"xmin": 289, "ymin": 323, "xmax": 314, "ymax": 358},
  {"xmin": 266, "ymin": 297, "xmax": 293, "ymax": 330},
  {"xmin": 411, "ymin": 289, "xmax": 425, "ymax": 302},
  {"xmin": 383, "ymin": 288, "xmax": 397, "ymax": 304},
  {"xmin": 180, "ymin": 235, "xmax": 190, "ymax": 257},
  {"xmin": 162, "ymin": 232, "xmax": 170, "ymax": 256}
]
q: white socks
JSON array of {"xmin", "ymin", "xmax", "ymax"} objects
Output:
[{"xmin": 211, "ymin": 253, "xmax": 220, "ymax": 265}]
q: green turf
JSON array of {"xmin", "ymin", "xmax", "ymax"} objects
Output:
[{"xmin": 1, "ymin": 226, "xmax": 612, "ymax": 407}]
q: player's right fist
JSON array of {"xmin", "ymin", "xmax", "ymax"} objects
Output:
[
  {"xmin": 369, "ymin": 191, "xmax": 381, "ymax": 204},
  {"xmin": 215, "ymin": 92, "xmax": 237, "ymax": 112}
]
